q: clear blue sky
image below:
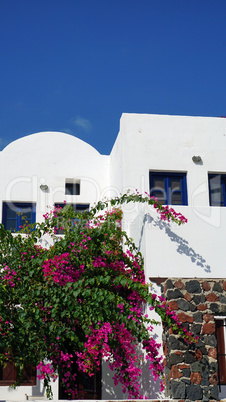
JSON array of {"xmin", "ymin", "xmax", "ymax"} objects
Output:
[{"xmin": 0, "ymin": 0, "xmax": 226, "ymax": 154}]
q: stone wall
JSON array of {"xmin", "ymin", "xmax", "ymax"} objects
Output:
[{"xmin": 161, "ymin": 278, "xmax": 226, "ymax": 401}]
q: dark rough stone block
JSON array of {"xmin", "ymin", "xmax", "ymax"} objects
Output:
[
  {"xmin": 167, "ymin": 289, "xmax": 184, "ymax": 299},
  {"xmin": 193, "ymin": 294, "xmax": 205, "ymax": 304},
  {"xmin": 210, "ymin": 384, "xmax": 219, "ymax": 399},
  {"xmin": 197, "ymin": 338, "xmax": 205, "ymax": 347},
  {"xmin": 186, "ymin": 280, "xmax": 201, "ymax": 293},
  {"xmin": 178, "ymin": 338, "xmax": 190, "ymax": 350},
  {"xmin": 201, "ymin": 294, "xmax": 206, "ymax": 302},
  {"xmin": 190, "ymin": 359, "xmax": 209, "ymax": 376},
  {"xmin": 171, "ymin": 379, "xmax": 186, "ymax": 399},
  {"xmin": 184, "ymin": 351, "xmax": 196, "ymax": 364},
  {"xmin": 193, "ymin": 311, "xmax": 203, "ymax": 323},
  {"xmin": 169, "ymin": 335, "xmax": 179, "ymax": 349},
  {"xmin": 201, "ymin": 378, "xmax": 209, "ymax": 386},
  {"xmin": 190, "ymin": 361, "xmax": 202, "ymax": 373},
  {"xmin": 190, "ymin": 302, "xmax": 197, "ymax": 312},
  {"xmin": 219, "ymin": 294, "xmax": 226, "ymax": 304},
  {"xmin": 169, "ymin": 352, "xmax": 184, "ymax": 365},
  {"xmin": 186, "ymin": 384, "xmax": 203, "ymax": 400},
  {"xmin": 199, "ymin": 346, "xmax": 208, "ymax": 355},
  {"xmin": 177, "ymin": 298, "xmax": 190, "ymax": 311},
  {"xmin": 210, "ymin": 303, "xmax": 220, "ymax": 313},
  {"xmin": 193, "ymin": 294, "xmax": 201, "ymax": 304},
  {"xmin": 169, "ymin": 336, "xmax": 186, "ymax": 349},
  {"xmin": 165, "ymin": 279, "xmax": 174, "ymax": 289},
  {"xmin": 205, "ymin": 334, "xmax": 217, "ymax": 347},
  {"xmin": 213, "ymin": 282, "xmax": 223, "ymax": 292},
  {"xmin": 182, "ymin": 368, "xmax": 191, "ymax": 377},
  {"xmin": 190, "ymin": 323, "xmax": 202, "ymax": 334}
]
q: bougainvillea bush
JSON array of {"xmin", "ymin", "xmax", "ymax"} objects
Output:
[{"xmin": 0, "ymin": 193, "xmax": 192, "ymax": 399}]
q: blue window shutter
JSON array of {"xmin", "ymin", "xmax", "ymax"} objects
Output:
[{"xmin": 2, "ymin": 202, "xmax": 36, "ymax": 232}]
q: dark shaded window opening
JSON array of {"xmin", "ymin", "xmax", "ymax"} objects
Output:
[{"xmin": 65, "ymin": 182, "xmax": 80, "ymax": 195}]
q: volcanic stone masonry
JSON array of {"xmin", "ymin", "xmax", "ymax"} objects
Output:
[{"xmin": 161, "ymin": 278, "xmax": 226, "ymax": 402}]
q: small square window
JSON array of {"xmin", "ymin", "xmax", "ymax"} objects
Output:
[
  {"xmin": 54, "ymin": 203, "xmax": 89, "ymax": 234},
  {"xmin": 149, "ymin": 172, "xmax": 188, "ymax": 205},
  {"xmin": 65, "ymin": 180, "xmax": 80, "ymax": 195},
  {"xmin": 209, "ymin": 174, "xmax": 226, "ymax": 206},
  {"xmin": 2, "ymin": 202, "xmax": 36, "ymax": 232}
]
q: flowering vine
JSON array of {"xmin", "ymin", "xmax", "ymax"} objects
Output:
[{"xmin": 0, "ymin": 193, "xmax": 193, "ymax": 399}]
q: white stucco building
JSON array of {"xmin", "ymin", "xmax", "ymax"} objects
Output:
[{"xmin": 1, "ymin": 113, "xmax": 226, "ymax": 401}]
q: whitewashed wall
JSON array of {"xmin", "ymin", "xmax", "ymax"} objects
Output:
[
  {"xmin": 1, "ymin": 114, "xmax": 226, "ymax": 400},
  {"xmin": 116, "ymin": 114, "xmax": 226, "ymax": 280}
]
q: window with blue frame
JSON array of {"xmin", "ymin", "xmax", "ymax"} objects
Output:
[
  {"xmin": 149, "ymin": 172, "xmax": 188, "ymax": 205},
  {"xmin": 209, "ymin": 174, "xmax": 226, "ymax": 206},
  {"xmin": 54, "ymin": 203, "xmax": 89, "ymax": 234},
  {"xmin": 2, "ymin": 202, "xmax": 36, "ymax": 232}
]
